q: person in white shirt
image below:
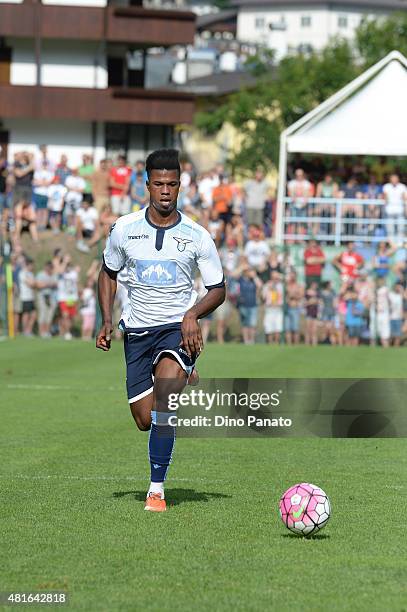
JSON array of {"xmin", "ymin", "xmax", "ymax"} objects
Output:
[
  {"xmin": 287, "ymin": 168, "xmax": 312, "ymax": 221},
  {"xmin": 47, "ymin": 175, "xmax": 67, "ymax": 233},
  {"xmin": 244, "ymin": 227, "xmax": 271, "ymax": 271},
  {"xmin": 262, "ymin": 271, "xmax": 284, "ymax": 344},
  {"xmin": 382, "ymin": 174, "xmax": 407, "ymax": 240},
  {"xmin": 36, "ymin": 144, "xmax": 55, "ymax": 172},
  {"xmin": 180, "ymin": 161, "xmax": 193, "ymax": 190},
  {"xmin": 56, "ymin": 255, "xmax": 80, "ymax": 340},
  {"xmin": 80, "ymin": 280, "xmax": 96, "ymax": 340},
  {"xmin": 65, "ymin": 168, "xmax": 86, "ymax": 229},
  {"xmin": 244, "ymin": 168, "xmax": 271, "ymax": 227},
  {"xmin": 33, "ymin": 161, "xmax": 54, "ymax": 230},
  {"xmin": 198, "ymin": 170, "xmax": 219, "ymax": 209},
  {"xmin": 18, "ymin": 258, "xmax": 37, "ymax": 336},
  {"xmin": 75, "ymin": 201, "xmax": 99, "ymax": 253},
  {"xmin": 97, "ymin": 148, "xmax": 225, "ymax": 512},
  {"xmin": 389, "ymin": 283, "xmax": 404, "ymax": 346},
  {"xmin": 375, "ymin": 278, "xmax": 391, "ymax": 347},
  {"xmin": 36, "ymin": 260, "xmax": 57, "ymax": 338},
  {"xmin": 79, "ymin": 259, "xmax": 99, "ymax": 340}
]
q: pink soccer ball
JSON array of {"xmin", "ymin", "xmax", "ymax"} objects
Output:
[{"xmin": 279, "ymin": 483, "xmax": 331, "ymax": 536}]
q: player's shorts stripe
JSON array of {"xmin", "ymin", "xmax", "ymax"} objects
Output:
[
  {"xmin": 128, "ymin": 386, "xmax": 154, "ymax": 404},
  {"xmin": 152, "ymin": 349, "xmax": 194, "ymax": 375},
  {"xmin": 205, "ymin": 274, "xmax": 225, "ymax": 290},
  {"xmin": 102, "ymin": 255, "xmax": 120, "ymax": 278}
]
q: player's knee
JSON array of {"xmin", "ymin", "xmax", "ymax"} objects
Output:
[
  {"xmin": 133, "ymin": 413, "xmax": 151, "ymax": 431},
  {"xmin": 129, "ymin": 405, "xmax": 151, "ymax": 431},
  {"xmin": 155, "ymin": 355, "xmax": 187, "ymax": 380}
]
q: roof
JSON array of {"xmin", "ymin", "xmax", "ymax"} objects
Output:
[
  {"xmin": 196, "ymin": 9, "xmax": 238, "ymax": 30},
  {"xmin": 284, "ymin": 51, "xmax": 407, "ymax": 156},
  {"xmin": 170, "ymin": 70, "xmax": 257, "ymax": 96},
  {"xmin": 232, "ymin": 0, "xmax": 407, "ymax": 9}
]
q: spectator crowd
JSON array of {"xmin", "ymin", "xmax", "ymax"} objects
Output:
[
  {"xmin": 285, "ymin": 158, "xmax": 407, "ymax": 241},
  {"xmin": 1, "ymin": 146, "xmax": 407, "ymax": 346},
  {"xmin": 6, "ymin": 247, "xmax": 98, "ymax": 341},
  {"xmin": 200, "ymin": 236, "xmax": 407, "ymax": 348}
]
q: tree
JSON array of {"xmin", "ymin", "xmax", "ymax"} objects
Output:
[
  {"xmin": 212, "ymin": 0, "xmax": 232, "ymax": 8},
  {"xmin": 195, "ymin": 40, "xmax": 359, "ymax": 173},
  {"xmin": 356, "ymin": 11, "xmax": 407, "ymax": 68},
  {"xmin": 194, "ymin": 10, "xmax": 407, "ymax": 174}
]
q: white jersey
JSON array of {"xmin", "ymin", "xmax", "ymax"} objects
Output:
[
  {"xmin": 389, "ymin": 291, "xmax": 403, "ymax": 320},
  {"xmin": 103, "ymin": 208, "xmax": 224, "ymax": 328},
  {"xmin": 57, "ymin": 269, "xmax": 79, "ymax": 303}
]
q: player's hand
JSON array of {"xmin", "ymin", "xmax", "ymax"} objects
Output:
[
  {"xmin": 181, "ymin": 313, "xmax": 203, "ymax": 358},
  {"xmin": 96, "ymin": 323, "xmax": 113, "ymax": 351}
]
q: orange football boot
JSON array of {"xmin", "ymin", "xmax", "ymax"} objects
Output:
[{"xmin": 144, "ymin": 492, "xmax": 166, "ymax": 512}]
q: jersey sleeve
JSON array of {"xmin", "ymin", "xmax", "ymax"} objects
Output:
[
  {"xmin": 196, "ymin": 230, "xmax": 225, "ymax": 289},
  {"xmin": 103, "ymin": 223, "xmax": 126, "ymax": 272}
]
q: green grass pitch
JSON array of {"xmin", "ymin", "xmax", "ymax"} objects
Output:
[{"xmin": 1, "ymin": 340, "xmax": 406, "ymax": 611}]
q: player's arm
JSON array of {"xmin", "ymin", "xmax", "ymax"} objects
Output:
[
  {"xmin": 96, "ymin": 222, "xmax": 125, "ymax": 352},
  {"xmin": 182, "ymin": 286, "xmax": 225, "ymax": 357},
  {"xmin": 96, "ymin": 264, "xmax": 117, "ymax": 351},
  {"xmin": 182, "ymin": 231, "xmax": 225, "ymax": 357}
]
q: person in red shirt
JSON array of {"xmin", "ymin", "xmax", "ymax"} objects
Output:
[
  {"xmin": 333, "ymin": 241, "xmax": 364, "ymax": 282},
  {"xmin": 109, "ymin": 155, "xmax": 132, "ymax": 216},
  {"xmin": 304, "ymin": 239, "xmax": 325, "ymax": 287}
]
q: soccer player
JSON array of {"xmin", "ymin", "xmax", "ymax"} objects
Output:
[{"xmin": 96, "ymin": 149, "xmax": 225, "ymax": 512}]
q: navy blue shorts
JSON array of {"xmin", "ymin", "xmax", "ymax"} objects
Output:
[{"xmin": 120, "ymin": 321, "xmax": 197, "ymax": 404}]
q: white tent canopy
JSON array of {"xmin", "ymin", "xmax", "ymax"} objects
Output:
[{"xmin": 275, "ymin": 50, "xmax": 407, "ymax": 243}]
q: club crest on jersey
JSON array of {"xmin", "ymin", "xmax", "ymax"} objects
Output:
[{"xmin": 173, "ymin": 237, "xmax": 193, "ymax": 252}]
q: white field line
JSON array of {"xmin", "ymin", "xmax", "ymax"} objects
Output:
[
  {"xmin": 6, "ymin": 383, "xmax": 122, "ymax": 392},
  {"xmin": 0, "ymin": 474, "xmax": 214, "ymax": 483}
]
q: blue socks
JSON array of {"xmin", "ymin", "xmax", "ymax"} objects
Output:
[{"xmin": 149, "ymin": 411, "xmax": 176, "ymax": 484}]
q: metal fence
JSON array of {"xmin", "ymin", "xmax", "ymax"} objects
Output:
[{"xmin": 282, "ymin": 197, "xmax": 406, "ymax": 245}]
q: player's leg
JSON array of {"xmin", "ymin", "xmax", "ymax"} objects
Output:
[
  {"xmin": 129, "ymin": 394, "xmax": 153, "ymax": 431},
  {"xmin": 124, "ymin": 330, "xmax": 155, "ymax": 430},
  {"xmin": 145, "ymin": 356, "xmax": 188, "ymax": 511}
]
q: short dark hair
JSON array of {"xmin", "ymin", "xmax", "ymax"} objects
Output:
[{"xmin": 146, "ymin": 149, "xmax": 180, "ymax": 180}]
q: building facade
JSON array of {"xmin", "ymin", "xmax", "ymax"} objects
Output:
[
  {"xmin": 234, "ymin": 0, "xmax": 406, "ymax": 60},
  {"xmin": 0, "ymin": 0, "xmax": 195, "ymax": 163}
]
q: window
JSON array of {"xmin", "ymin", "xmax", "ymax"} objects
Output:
[
  {"xmin": 338, "ymin": 15, "xmax": 348, "ymax": 28},
  {"xmin": 255, "ymin": 16, "xmax": 265, "ymax": 29},
  {"xmin": 298, "ymin": 43, "xmax": 313, "ymax": 55},
  {"xmin": 301, "ymin": 15, "xmax": 311, "ymax": 27}
]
